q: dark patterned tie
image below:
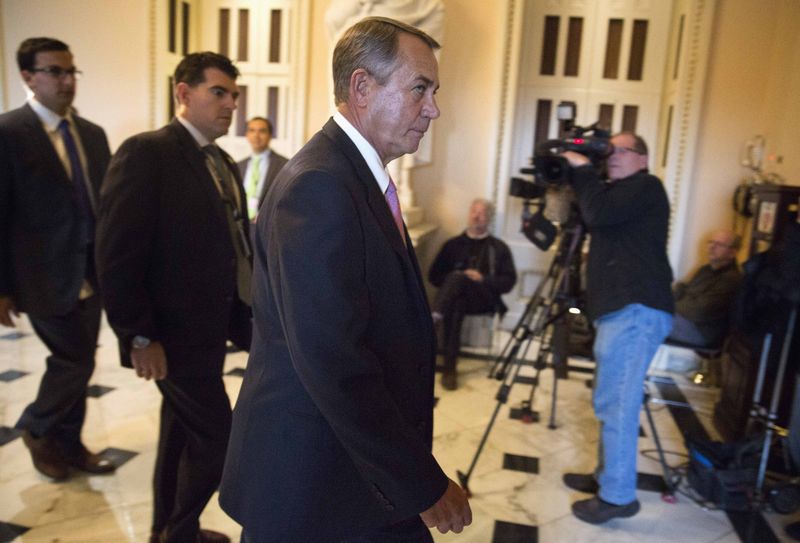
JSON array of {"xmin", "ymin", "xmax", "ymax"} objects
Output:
[
  {"xmin": 204, "ymin": 144, "xmax": 253, "ymax": 305},
  {"xmin": 58, "ymin": 119, "xmax": 94, "ymax": 242},
  {"xmin": 385, "ymin": 177, "xmax": 406, "ymax": 246}
]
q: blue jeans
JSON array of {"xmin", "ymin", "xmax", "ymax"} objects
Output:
[
  {"xmin": 667, "ymin": 314, "xmax": 709, "ymax": 346},
  {"xmin": 592, "ymin": 303, "xmax": 673, "ymax": 505}
]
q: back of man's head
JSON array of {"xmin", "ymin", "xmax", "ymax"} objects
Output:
[
  {"xmin": 331, "ymin": 16, "xmax": 439, "ymax": 105},
  {"xmin": 17, "ymin": 37, "xmax": 69, "ymax": 71},
  {"xmin": 174, "ymin": 51, "xmax": 239, "ymax": 87}
]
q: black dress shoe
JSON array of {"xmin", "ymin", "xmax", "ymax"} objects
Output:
[
  {"xmin": 197, "ymin": 528, "xmax": 230, "ymax": 543},
  {"xmin": 572, "ymin": 496, "xmax": 640, "ymax": 524},
  {"xmin": 21, "ymin": 430, "xmax": 69, "ymax": 480},
  {"xmin": 787, "ymin": 521, "xmax": 800, "ymax": 541},
  {"xmin": 65, "ymin": 444, "xmax": 117, "ymax": 474},
  {"xmin": 563, "ymin": 472, "xmax": 599, "ymax": 493}
]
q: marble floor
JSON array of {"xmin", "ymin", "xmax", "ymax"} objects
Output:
[{"xmin": 1, "ymin": 317, "xmax": 799, "ymax": 543}]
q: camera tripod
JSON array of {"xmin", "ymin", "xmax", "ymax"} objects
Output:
[{"xmin": 457, "ymin": 219, "xmax": 587, "ymax": 496}]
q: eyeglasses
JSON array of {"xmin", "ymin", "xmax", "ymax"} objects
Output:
[
  {"xmin": 707, "ymin": 240, "xmax": 733, "ymax": 249},
  {"xmin": 613, "ymin": 146, "xmax": 645, "ymax": 155},
  {"xmin": 29, "ymin": 66, "xmax": 83, "ymax": 79}
]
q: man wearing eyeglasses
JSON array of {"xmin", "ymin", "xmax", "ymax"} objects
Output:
[
  {"xmin": 669, "ymin": 229, "xmax": 742, "ymax": 348},
  {"xmin": 559, "ymin": 132, "xmax": 674, "ymax": 524},
  {"xmin": 0, "ymin": 37, "xmax": 115, "ymax": 480}
]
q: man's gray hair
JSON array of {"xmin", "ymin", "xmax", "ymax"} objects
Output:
[
  {"xmin": 332, "ymin": 16, "xmax": 440, "ymax": 105},
  {"xmin": 472, "ymin": 198, "xmax": 495, "ymax": 222}
]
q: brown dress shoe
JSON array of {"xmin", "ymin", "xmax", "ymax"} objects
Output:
[
  {"xmin": 197, "ymin": 528, "xmax": 230, "ymax": 543},
  {"xmin": 65, "ymin": 444, "xmax": 117, "ymax": 474},
  {"xmin": 21, "ymin": 430, "xmax": 69, "ymax": 480}
]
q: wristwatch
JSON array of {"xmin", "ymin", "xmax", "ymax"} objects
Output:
[{"xmin": 131, "ymin": 335, "xmax": 151, "ymax": 349}]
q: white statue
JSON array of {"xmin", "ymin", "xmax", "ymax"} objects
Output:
[{"xmin": 325, "ymin": 0, "xmax": 444, "ymax": 45}]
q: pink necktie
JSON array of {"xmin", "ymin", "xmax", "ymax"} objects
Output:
[{"xmin": 385, "ymin": 178, "xmax": 406, "ymax": 245}]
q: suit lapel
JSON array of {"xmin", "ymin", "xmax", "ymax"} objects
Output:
[
  {"xmin": 20, "ymin": 104, "xmax": 72, "ymax": 187},
  {"xmin": 321, "ymin": 119, "xmax": 408, "ymax": 259},
  {"xmin": 224, "ymin": 149, "xmax": 248, "ymax": 220},
  {"xmin": 168, "ymin": 119, "xmax": 249, "ymax": 224},
  {"xmin": 71, "ymin": 117, "xmax": 101, "ymax": 211},
  {"xmin": 168, "ymin": 120, "xmax": 228, "ymax": 223}
]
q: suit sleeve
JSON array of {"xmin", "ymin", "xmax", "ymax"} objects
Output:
[
  {"xmin": 270, "ymin": 171, "xmax": 448, "ymax": 514},
  {"xmin": 95, "ymin": 137, "xmax": 161, "ymax": 344},
  {"xmin": 0, "ymin": 128, "xmax": 12, "ymax": 298}
]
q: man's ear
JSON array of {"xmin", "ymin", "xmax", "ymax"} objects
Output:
[
  {"xmin": 349, "ymin": 69, "xmax": 372, "ymax": 107},
  {"xmin": 175, "ymin": 81, "xmax": 191, "ymax": 106},
  {"xmin": 20, "ymin": 70, "xmax": 34, "ymax": 88}
]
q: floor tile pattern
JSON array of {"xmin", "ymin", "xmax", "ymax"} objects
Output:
[
  {"xmin": 86, "ymin": 384, "xmax": 115, "ymax": 398},
  {"xmin": 0, "ymin": 370, "xmax": 28, "ymax": 383},
  {"xmin": 2, "ymin": 319, "xmax": 799, "ymax": 542}
]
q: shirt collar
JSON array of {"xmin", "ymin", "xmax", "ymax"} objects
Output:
[
  {"xmin": 28, "ymin": 96, "xmax": 70, "ymax": 132},
  {"xmin": 251, "ymin": 149, "xmax": 271, "ymax": 160},
  {"xmin": 465, "ymin": 230, "xmax": 490, "ymax": 240},
  {"xmin": 333, "ymin": 111, "xmax": 390, "ymax": 194},
  {"xmin": 176, "ymin": 115, "xmax": 211, "ymax": 148}
]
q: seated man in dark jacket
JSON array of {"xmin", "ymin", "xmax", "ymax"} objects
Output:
[
  {"xmin": 429, "ymin": 198, "xmax": 516, "ymax": 390},
  {"xmin": 669, "ymin": 229, "xmax": 742, "ymax": 348}
]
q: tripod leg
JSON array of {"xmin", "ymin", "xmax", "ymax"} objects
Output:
[
  {"xmin": 459, "ymin": 330, "xmax": 541, "ymax": 494},
  {"xmin": 548, "ymin": 364, "xmax": 559, "ymax": 429},
  {"xmin": 756, "ymin": 307, "xmax": 797, "ymax": 500},
  {"xmin": 457, "ymin": 393, "xmax": 507, "ymax": 497},
  {"xmin": 643, "ymin": 390, "xmax": 677, "ymax": 501},
  {"xmin": 519, "ymin": 359, "xmax": 543, "ymax": 424}
]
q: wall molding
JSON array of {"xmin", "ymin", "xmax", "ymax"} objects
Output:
[{"xmin": 662, "ymin": 0, "xmax": 716, "ymax": 270}]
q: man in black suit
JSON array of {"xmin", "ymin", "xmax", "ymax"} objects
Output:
[
  {"xmin": 0, "ymin": 37, "xmax": 115, "ymax": 481},
  {"xmin": 96, "ymin": 52, "xmax": 251, "ymax": 543},
  {"xmin": 236, "ymin": 117, "xmax": 288, "ymax": 222},
  {"xmin": 219, "ymin": 17, "xmax": 472, "ymax": 542}
]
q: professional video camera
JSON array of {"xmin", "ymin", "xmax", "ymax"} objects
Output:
[{"xmin": 508, "ymin": 102, "xmax": 612, "ymax": 251}]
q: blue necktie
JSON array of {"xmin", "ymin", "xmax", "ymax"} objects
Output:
[{"xmin": 58, "ymin": 119, "xmax": 94, "ymax": 242}]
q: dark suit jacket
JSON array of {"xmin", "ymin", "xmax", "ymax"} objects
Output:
[
  {"xmin": 96, "ymin": 119, "xmax": 251, "ymax": 360},
  {"xmin": 236, "ymin": 150, "xmax": 288, "ymax": 210},
  {"xmin": 219, "ymin": 118, "xmax": 448, "ymax": 540},
  {"xmin": 0, "ymin": 103, "xmax": 110, "ymax": 316}
]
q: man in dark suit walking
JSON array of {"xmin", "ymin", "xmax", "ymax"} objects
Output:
[
  {"xmin": 96, "ymin": 52, "xmax": 251, "ymax": 543},
  {"xmin": 219, "ymin": 17, "xmax": 471, "ymax": 542},
  {"xmin": 0, "ymin": 37, "xmax": 115, "ymax": 481},
  {"xmin": 236, "ymin": 117, "xmax": 288, "ymax": 222}
]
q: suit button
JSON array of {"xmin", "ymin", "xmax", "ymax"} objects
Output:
[{"xmin": 224, "ymin": 295, "xmax": 233, "ymax": 302}]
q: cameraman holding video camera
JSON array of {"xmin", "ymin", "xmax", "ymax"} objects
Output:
[{"xmin": 560, "ymin": 132, "xmax": 674, "ymax": 524}]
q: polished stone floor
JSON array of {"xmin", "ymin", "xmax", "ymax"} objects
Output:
[{"xmin": 1, "ymin": 316, "xmax": 799, "ymax": 542}]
